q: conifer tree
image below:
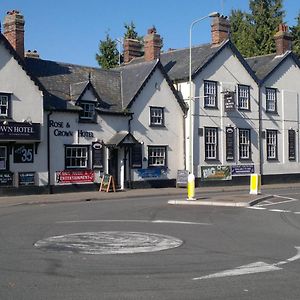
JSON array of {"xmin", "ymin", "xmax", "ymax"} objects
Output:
[
  {"xmin": 291, "ymin": 12, "xmax": 300, "ymax": 57},
  {"xmin": 230, "ymin": 0, "xmax": 284, "ymax": 57},
  {"xmin": 96, "ymin": 33, "xmax": 119, "ymax": 69}
]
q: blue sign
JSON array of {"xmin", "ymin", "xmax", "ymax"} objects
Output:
[
  {"xmin": 137, "ymin": 168, "xmax": 161, "ymax": 178},
  {"xmin": 231, "ymin": 165, "xmax": 254, "ymax": 175}
]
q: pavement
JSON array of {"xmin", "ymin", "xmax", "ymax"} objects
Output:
[{"xmin": 0, "ymin": 182, "xmax": 289, "ymax": 208}]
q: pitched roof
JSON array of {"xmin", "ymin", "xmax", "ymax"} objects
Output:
[
  {"xmin": 128, "ymin": 39, "xmax": 258, "ymax": 84},
  {"xmin": 246, "ymin": 51, "xmax": 300, "ymax": 83}
]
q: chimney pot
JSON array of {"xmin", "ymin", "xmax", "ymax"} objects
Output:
[
  {"xmin": 3, "ymin": 10, "xmax": 25, "ymax": 59},
  {"xmin": 144, "ymin": 26, "xmax": 162, "ymax": 61},
  {"xmin": 211, "ymin": 15, "xmax": 230, "ymax": 46},
  {"xmin": 274, "ymin": 23, "xmax": 292, "ymax": 55}
]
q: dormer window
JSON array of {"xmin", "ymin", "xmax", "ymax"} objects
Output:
[
  {"xmin": 79, "ymin": 101, "xmax": 95, "ymax": 121},
  {"xmin": 0, "ymin": 94, "xmax": 10, "ymax": 118}
]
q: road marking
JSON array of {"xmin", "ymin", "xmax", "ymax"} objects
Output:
[
  {"xmin": 193, "ymin": 246, "xmax": 300, "ymax": 280},
  {"xmin": 193, "ymin": 262, "xmax": 281, "ymax": 280},
  {"xmin": 35, "ymin": 231, "xmax": 183, "ymax": 255},
  {"xmin": 248, "ymin": 207, "xmax": 266, "ymax": 210},
  {"xmin": 56, "ymin": 219, "xmax": 212, "ymax": 226},
  {"xmin": 269, "ymin": 209, "xmax": 291, "ymax": 213},
  {"xmin": 258, "ymin": 197, "xmax": 298, "ymax": 207}
]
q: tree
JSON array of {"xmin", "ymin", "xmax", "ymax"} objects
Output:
[
  {"xmin": 230, "ymin": 0, "xmax": 285, "ymax": 56},
  {"xmin": 96, "ymin": 33, "xmax": 119, "ymax": 69},
  {"xmin": 230, "ymin": 9, "xmax": 257, "ymax": 57},
  {"xmin": 291, "ymin": 12, "xmax": 300, "ymax": 57},
  {"xmin": 124, "ymin": 21, "xmax": 140, "ymax": 40}
]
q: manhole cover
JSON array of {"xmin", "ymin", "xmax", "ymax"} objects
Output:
[{"xmin": 34, "ymin": 231, "xmax": 183, "ymax": 254}]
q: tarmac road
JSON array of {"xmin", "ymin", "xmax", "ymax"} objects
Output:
[{"xmin": 0, "ymin": 185, "xmax": 300, "ymax": 299}]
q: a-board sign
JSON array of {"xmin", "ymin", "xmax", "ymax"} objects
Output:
[
  {"xmin": 99, "ymin": 174, "xmax": 116, "ymax": 192},
  {"xmin": 176, "ymin": 170, "xmax": 189, "ymax": 187}
]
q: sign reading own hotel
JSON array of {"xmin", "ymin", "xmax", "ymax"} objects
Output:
[{"xmin": 0, "ymin": 122, "xmax": 41, "ymax": 140}]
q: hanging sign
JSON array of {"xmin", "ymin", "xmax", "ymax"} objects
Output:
[{"xmin": 224, "ymin": 92, "xmax": 235, "ymax": 111}]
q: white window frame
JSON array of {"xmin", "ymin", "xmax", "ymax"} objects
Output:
[
  {"xmin": 0, "ymin": 95, "xmax": 9, "ymax": 117},
  {"xmin": 238, "ymin": 85, "xmax": 250, "ymax": 110},
  {"xmin": 204, "ymin": 81, "xmax": 217, "ymax": 108},
  {"xmin": 266, "ymin": 130, "xmax": 278, "ymax": 160},
  {"xmin": 65, "ymin": 146, "xmax": 88, "ymax": 169},
  {"xmin": 0, "ymin": 146, "xmax": 7, "ymax": 170},
  {"xmin": 148, "ymin": 146, "xmax": 167, "ymax": 167},
  {"xmin": 266, "ymin": 88, "xmax": 277, "ymax": 113},
  {"xmin": 239, "ymin": 129, "xmax": 251, "ymax": 160},
  {"xmin": 80, "ymin": 102, "xmax": 95, "ymax": 120},
  {"xmin": 150, "ymin": 107, "xmax": 164, "ymax": 126},
  {"xmin": 205, "ymin": 127, "xmax": 218, "ymax": 160}
]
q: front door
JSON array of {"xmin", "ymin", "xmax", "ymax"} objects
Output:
[{"xmin": 108, "ymin": 148, "xmax": 118, "ymax": 186}]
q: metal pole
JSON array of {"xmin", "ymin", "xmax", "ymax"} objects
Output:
[{"xmin": 188, "ymin": 12, "xmax": 219, "ymax": 175}]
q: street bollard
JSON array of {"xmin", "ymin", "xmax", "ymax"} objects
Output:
[
  {"xmin": 187, "ymin": 173, "xmax": 196, "ymax": 200},
  {"xmin": 250, "ymin": 174, "xmax": 261, "ymax": 195}
]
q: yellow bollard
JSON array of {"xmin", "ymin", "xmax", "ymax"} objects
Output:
[
  {"xmin": 250, "ymin": 174, "xmax": 261, "ymax": 195},
  {"xmin": 187, "ymin": 173, "xmax": 196, "ymax": 200}
]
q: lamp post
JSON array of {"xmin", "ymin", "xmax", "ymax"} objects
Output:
[
  {"xmin": 187, "ymin": 12, "xmax": 219, "ymax": 200},
  {"xmin": 188, "ymin": 12, "xmax": 219, "ymax": 175}
]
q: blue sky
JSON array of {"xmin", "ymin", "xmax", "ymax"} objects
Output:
[{"xmin": 1, "ymin": 0, "xmax": 299, "ymax": 67}]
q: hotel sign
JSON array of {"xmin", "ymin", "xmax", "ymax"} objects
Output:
[{"xmin": 0, "ymin": 122, "xmax": 41, "ymax": 140}]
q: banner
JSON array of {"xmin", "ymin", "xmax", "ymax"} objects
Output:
[
  {"xmin": 56, "ymin": 170, "xmax": 94, "ymax": 184},
  {"xmin": 201, "ymin": 165, "xmax": 232, "ymax": 181}
]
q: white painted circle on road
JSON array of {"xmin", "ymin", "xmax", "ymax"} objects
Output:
[{"xmin": 34, "ymin": 231, "xmax": 183, "ymax": 254}]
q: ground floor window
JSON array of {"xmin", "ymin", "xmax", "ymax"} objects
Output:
[
  {"xmin": 266, "ymin": 130, "xmax": 278, "ymax": 160},
  {"xmin": 65, "ymin": 145, "xmax": 88, "ymax": 169},
  {"xmin": 0, "ymin": 146, "xmax": 7, "ymax": 170},
  {"xmin": 148, "ymin": 146, "xmax": 167, "ymax": 167},
  {"xmin": 288, "ymin": 129, "xmax": 296, "ymax": 161},
  {"xmin": 239, "ymin": 129, "xmax": 251, "ymax": 160},
  {"xmin": 205, "ymin": 127, "xmax": 218, "ymax": 160}
]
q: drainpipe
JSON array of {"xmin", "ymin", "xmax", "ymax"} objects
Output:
[
  {"xmin": 258, "ymin": 86, "xmax": 263, "ymax": 182},
  {"xmin": 127, "ymin": 113, "xmax": 134, "ymax": 188},
  {"xmin": 47, "ymin": 111, "xmax": 53, "ymax": 194}
]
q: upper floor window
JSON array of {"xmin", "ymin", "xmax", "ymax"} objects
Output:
[
  {"xmin": 266, "ymin": 130, "xmax": 278, "ymax": 160},
  {"xmin": 148, "ymin": 146, "xmax": 167, "ymax": 167},
  {"xmin": 0, "ymin": 94, "xmax": 10, "ymax": 118},
  {"xmin": 79, "ymin": 101, "xmax": 95, "ymax": 121},
  {"xmin": 65, "ymin": 145, "xmax": 88, "ymax": 169},
  {"xmin": 238, "ymin": 85, "xmax": 250, "ymax": 110},
  {"xmin": 266, "ymin": 88, "xmax": 277, "ymax": 113},
  {"xmin": 150, "ymin": 107, "xmax": 164, "ymax": 126},
  {"xmin": 239, "ymin": 128, "xmax": 251, "ymax": 160},
  {"xmin": 205, "ymin": 127, "xmax": 218, "ymax": 160},
  {"xmin": 204, "ymin": 81, "xmax": 218, "ymax": 108}
]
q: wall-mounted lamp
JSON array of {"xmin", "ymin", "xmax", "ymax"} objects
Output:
[{"xmin": 3, "ymin": 120, "xmax": 8, "ymax": 125}]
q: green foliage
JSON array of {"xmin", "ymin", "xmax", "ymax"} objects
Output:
[
  {"xmin": 95, "ymin": 33, "xmax": 119, "ymax": 69},
  {"xmin": 124, "ymin": 21, "xmax": 140, "ymax": 40},
  {"xmin": 291, "ymin": 12, "xmax": 300, "ymax": 57},
  {"xmin": 230, "ymin": 0, "xmax": 284, "ymax": 57}
]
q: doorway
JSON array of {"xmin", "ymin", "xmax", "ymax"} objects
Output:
[{"xmin": 108, "ymin": 148, "xmax": 118, "ymax": 186}]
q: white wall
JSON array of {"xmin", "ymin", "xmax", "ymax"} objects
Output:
[{"xmin": 130, "ymin": 67, "xmax": 185, "ymax": 181}]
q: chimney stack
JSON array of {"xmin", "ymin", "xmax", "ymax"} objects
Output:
[
  {"xmin": 211, "ymin": 15, "xmax": 230, "ymax": 46},
  {"xmin": 3, "ymin": 10, "xmax": 25, "ymax": 59},
  {"xmin": 123, "ymin": 39, "xmax": 143, "ymax": 63},
  {"xmin": 274, "ymin": 23, "xmax": 292, "ymax": 56},
  {"xmin": 144, "ymin": 27, "xmax": 162, "ymax": 61}
]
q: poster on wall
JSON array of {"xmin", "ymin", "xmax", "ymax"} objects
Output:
[
  {"xmin": 201, "ymin": 165, "xmax": 232, "ymax": 181},
  {"xmin": 19, "ymin": 172, "xmax": 35, "ymax": 186},
  {"xmin": 0, "ymin": 172, "xmax": 13, "ymax": 186},
  {"xmin": 137, "ymin": 168, "xmax": 161, "ymax": 179},
  {"xmin": 231, "ymin": 165, "xmax": 254, "ymax": 175},
  {"xmin": 56, "ymin": 170, "xmax": 95, "ymax": 184}
]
